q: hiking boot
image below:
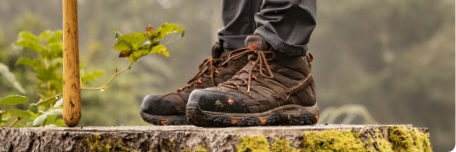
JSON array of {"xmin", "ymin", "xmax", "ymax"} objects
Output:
[
  {"xmin": 186, "ymin": 35, "xmax": 318, "ymax": 127},
  {"xmin": 140, "ymin": 43, "xmax": 249, "ymax": 125}
]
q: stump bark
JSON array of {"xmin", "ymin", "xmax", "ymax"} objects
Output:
[{"xmin": 0, "ymin": 124, "xmax": 431, "ymax": 152}]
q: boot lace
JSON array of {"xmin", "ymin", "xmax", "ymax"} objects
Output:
[
  {"xmin": 178, "ymin": 57, "xmax": 221, "ymax": 92},
  {"xmin": 177, "ymin": 50, "xmax": 246, "ymax": 92},
  {"xmin": 222, "ymin": 48, "xmax": 274, "ymax": 93}
]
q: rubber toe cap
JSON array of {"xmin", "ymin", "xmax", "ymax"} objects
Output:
[
  {"xmin": 188, "ymin": 89, "xmax": 249, "ymax": 113},
  {"xmin": 140, "ymin": 95, "xmax": 179, "ymax": 115}
]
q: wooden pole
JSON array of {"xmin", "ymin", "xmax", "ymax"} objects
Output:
[{"xmin": 62, "ymin": 0, "xmax": 81, "ymax": 127}]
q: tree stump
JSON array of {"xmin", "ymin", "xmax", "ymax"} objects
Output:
[{"xmin": 0, "ymin": 124, "xmax": 431, "ymax": 152}]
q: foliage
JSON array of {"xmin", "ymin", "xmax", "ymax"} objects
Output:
[
  {"xmin": 0, "ymin": 23, "xmax": 183, "ymax": 127},
  {"xmin": 15, "ymin": 30, "xmax": 64, "ymax": 98},
  {"xmin": 0, "ymin": 30, "xmax": 102, "ymax": 127},
  {"xmin": 0, "ymin": 95, "xmax": 29, "ymax": 126},
  {"xmin": 112, "ymin": 23, "xmax": 184, "ymax": 62}
]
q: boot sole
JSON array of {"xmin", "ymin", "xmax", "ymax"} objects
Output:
[
  {"xmin": 140, "ymin": 112, "xmax": 190, "ymax": 125},
  {"xmin": 186, "ymin": 101, "xmax": 319, "ymax": 127}
]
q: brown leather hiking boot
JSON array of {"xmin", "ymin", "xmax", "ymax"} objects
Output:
[
  {"xmin": 186, "ymin": 35, "xmax": 318, "ymax": 127},
  {"xmin": 140, "ymin": 43, "xmax": 248, "ymax": 125}
]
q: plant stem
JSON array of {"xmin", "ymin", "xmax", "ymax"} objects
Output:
[
  {"xmin": 34, "ymin": 62, "xmax": 133, "ymax": 106},
  {"xmin": 82, "ymin": 62, "xmax": 134, "ymax": 91},
  {"xmin": 36, "ymin": 93, "xmax": 63, "ymax": 106},
  {"xmin": 8, "ymin": 116, "xmax": 22, "ymax": 127}
]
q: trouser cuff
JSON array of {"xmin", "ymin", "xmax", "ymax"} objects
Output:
[
  {"xmin": 255, "ymin": 28, "xmax": 308, "ymax": 57},
  {"xmin": 218, "ymin": 35, "xmax": 249, "ymax": 50}
]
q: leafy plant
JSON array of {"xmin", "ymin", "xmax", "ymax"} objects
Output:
[
  {"xmin": 0, "ymin": 30, "xmax": 98, "ymax": 127},
  {"xmin": 112, "ymin": 22, "xmax": 184, "ymax": 62},
  {"xmin": 0, "ymin": 23, "xmax": 184, "ymax": 127},
  {"xmin": 84, "ymin": 22, "xmax": 184, "ymax": 91},
  {"xmin": 0, "ymin": 95, "xmax": 29, "ymax": 127}
]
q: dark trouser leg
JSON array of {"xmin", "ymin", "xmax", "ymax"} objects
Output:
[
  {"xmin": 254, "ymin": 0, "xmax": 316, "ymax": 56},
  {"xmin": 218, "ymin": 0, "xmax": 262, "ymax": 50}
]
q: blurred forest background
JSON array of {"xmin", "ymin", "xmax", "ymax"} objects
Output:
[{"xmin": 0, "ymin": 0, "xmax": 454, "ymax": 151}]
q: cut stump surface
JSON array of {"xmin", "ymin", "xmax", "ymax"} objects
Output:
[{"xmin": 0, "ymin": 124, "xmax": 431, "ymax": 152}]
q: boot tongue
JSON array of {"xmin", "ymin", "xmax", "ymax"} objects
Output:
[
  {"xmin": 244, "ymin": 35, "xmax": 271, "ymax": 51},
  {"xmin": 211, "ymin": 43, "xmax": 223, "ymax": 58},
  {"xmin": 229, "ymin": 35, "xmax": 268, "ymax": 85}
]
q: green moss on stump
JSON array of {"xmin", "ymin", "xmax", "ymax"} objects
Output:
[
  {"xmin": 303, "ymin": 130, "xmax": 367, "ymax": 151},
  {"xmin": 194, "ymin": 145, "xmax": 208, "ymax": 152},
  {"xmin": 181, "ymin": 145, "xmax": 208, "ymax": 152},
  {"xmin": 389, "ymin": 126, "xmax": 431, "ymax": 152},
  {"xmin": 237, "ymin": 136, "xmax": 270, "ymax": 152},
  {"xmin": 85, "ymin": 134, "xmax": 130, "ymax": 152},
  {"xmin": 367, "ymin": 129, "xmax": 393, "ymax": 152},
  {"xmin": 299, "ymin": 126, "xmax": 431, "ymax": 152},
  {"xmin": 271, "ymin": 138, "xmax": 291, "ymax": 152},
  {"xmin": 271, "ymin": 138, "xmax": 301, "ymax": 152},
  {"xmin": 79, "ymin": 126, "xmax": 430, "ymax": 152}
]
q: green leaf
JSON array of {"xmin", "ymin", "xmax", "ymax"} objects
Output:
[
  {"xmin": 139, "ymin": 39, "xmax": 153, "ymax": 50},
  {"xmin": 1, "ymin": 112, "xmax": 11, "ymax": 118},
  {"xmin": 128, "ymin": 48, "xmax": 148, "ymax": 62},
  {"xmin": 0, "ymin": 95, "xmax": 29, "ymax": 106},
  {"xmin": 39, "ymin": 30, "xmax": 52, "ymax": 40},
  {"xmin": 81, "ymin": 70, "xmax": 106, "ymax": 85},
  {"xmin": 153, "ymin": 22, "xmax": 185, "ymax": 41},
  {"xmin": 150, "ymin": 44, "xmax": 170, "ymax": 58},
  {"xmin": 46, "ymin": 109, "xmax": 62, "ymax": 116},
  {"xmin": 49, "ymin": 42, "xmax": 63, "ymax": 55},
  {"xmin": 111, "ymin": 23, "xmax": 182, "ymax": 61},
  {"xmin": 43, "ymin": 42, "xmax": 63, "ymax": 59},
  {"xmin": 44, "ymin": 30, "xmax": 63, "ymax": 44},
  {"xmin": 112, "ymin": 39, "xmax": 131, "ymax": 53},
  {"xmin": 112, "ymin": 29, "xmax": 122, "ymax": 38},
  {"xmin": 45, "ymin": 114, "xmax": 57, "ymax": 125},
  {"xmin": 113, "ymin": 32, "xmax": 146, "ymax": 52},
  {"xmin": 16, "ymin": 57, "xmax": 42, "ymax": 68},
  {"xmin": 127, "ymin": 44, "xmax": 170, "ymax": 62},
  {"xmin": 54, "ymin": 119, "xmax": 66, "ymax": 127},
  {"xmin": 1, "ymin": 117, "xmax": 8, "ymax": 124},
  {"xmin": 33, "ymin": 114, "xmax": 47, "ymax": 126},
  {"xmin": 6, "ymin": 109, "xmax": 31, "ymax": 117},
  {"xmin": 13, "ymin": 123, "xmax": 25, "ymax": 128},
  {"xmin": 35, "ymin": 65, "xmax": 60, "ymax": 82},
  {"xmin": 29, "ymin": 103, "xmax": 39, "ymax": 113},
  {"xmin": 53, "ymin": 98, "xmax": 63, "ymax": 108},
  {"xmin": 14, "ymin": 31, "xmax": 45, "ymax": 52}
]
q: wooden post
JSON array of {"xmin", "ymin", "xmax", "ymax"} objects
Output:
[{"xmin": 62, "ymin": 0, "xmax": 81, "ymax": 127}]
